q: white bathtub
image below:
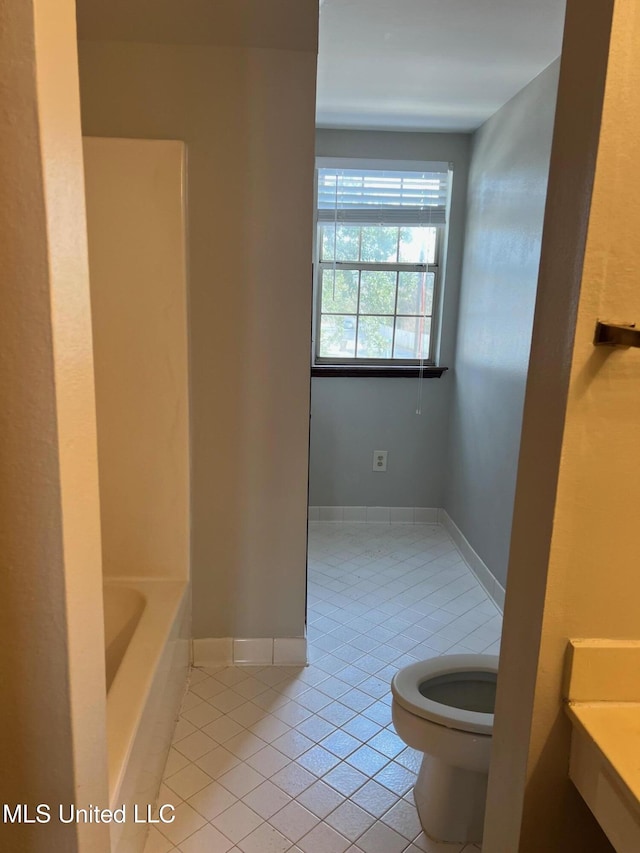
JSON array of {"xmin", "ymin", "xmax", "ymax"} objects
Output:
[{"xmin": 104, "ymin": 580, "xmax": 189, "ymax": 853}]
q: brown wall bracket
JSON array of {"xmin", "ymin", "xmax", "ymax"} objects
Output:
[{"xmin": 594, "ymin": 321, "xmax": 640, "ymax": 347}]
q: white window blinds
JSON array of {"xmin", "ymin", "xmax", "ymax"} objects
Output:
[{"xmin": 317, "ymin": 165, "xmax": 450, "ymax": 226}]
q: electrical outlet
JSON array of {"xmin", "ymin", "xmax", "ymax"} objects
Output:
[{"xmin": 373, "ymin": 450, "xmax": 388, "ymax": 472}]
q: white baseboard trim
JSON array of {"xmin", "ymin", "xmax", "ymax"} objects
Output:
[
  {"xmin": 192, "ymin": 637, "xmax": 307, "ymax": 667},
  {"xmin": 308, "ymin": 506, "xmax": 439, "ymax": 524},
  {"xmin": 438, "ymin": 509, "xmax": 505, "ymax": 612}
]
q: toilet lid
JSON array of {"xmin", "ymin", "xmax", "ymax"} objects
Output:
[{"xmin": 392, "ymin": 654, "xmax": 499, "ymax": 736}]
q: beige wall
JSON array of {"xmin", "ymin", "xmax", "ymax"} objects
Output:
[
  {"xmin": 0, "ymin": 1, "xmax": 109, "ymax": 850},
  {"xmin": 77, "ymin": 13, "xmax": 317, "ymax": 638},
  {"xmin": 76, "ymin": 0, "xmax": 318, "ymax": 51},
  {"xmin": 84, "ymin": 137, "xmax": 190, "ymax": 582},
  {"xmin": 485, "ymin": 0, "xmax": 637, "ymax": 849}
]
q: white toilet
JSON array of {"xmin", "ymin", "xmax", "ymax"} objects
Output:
[{"xmin": 391, "ymin": 654, "xmax": 499, "ymax": 845}]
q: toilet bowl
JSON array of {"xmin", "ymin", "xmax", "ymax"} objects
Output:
[{"xmin": 391, "ymin": 654, "xmax": 499, "ymax": 845}]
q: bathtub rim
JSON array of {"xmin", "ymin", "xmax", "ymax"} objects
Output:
[{"xmin": 104, "ymin": 577, "xmax": 188, "ymax": 807}]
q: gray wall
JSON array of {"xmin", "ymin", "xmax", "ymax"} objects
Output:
[
  {"xmin": 309, "ymin": 129, "xmax": 471, "ymax": 508},
  {"xmin": 444, "ymin": 60, "xmax": 560, "ymax": 587},
  {"xmin": 311, "ymin": 378, "xmax": 450, "ymax": 508}
]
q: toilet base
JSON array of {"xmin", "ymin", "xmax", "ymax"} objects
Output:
[{"xmin": 413, "ymin": 753, "xmax": 488, "ymax": 845}]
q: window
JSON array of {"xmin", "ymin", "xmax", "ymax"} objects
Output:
[{"xmin": 313, "ymin": 161, "xmax": 450, "ymax": 374}]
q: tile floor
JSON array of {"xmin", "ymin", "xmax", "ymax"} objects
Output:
[{"xmin": 145, "ymin": 522, "xmax": 502, "ymax": 853}]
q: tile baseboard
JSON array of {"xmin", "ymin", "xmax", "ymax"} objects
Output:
[
  {"xmin": 438, "ymin": 508, "xmax": 505, "ymax": 612},
  {"xmin": 308, "ymin": 506, "xmax": 439, "ymax": 524},
  {"xmin": 192, "ymin": 636, "xmax": 307, "ymax": 667}
]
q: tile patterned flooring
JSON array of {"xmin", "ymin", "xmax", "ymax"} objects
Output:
[{"xmin": 145, "ymin": 522, "xmax": 502, "ymax": 853}]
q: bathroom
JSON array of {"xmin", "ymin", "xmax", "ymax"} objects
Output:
[{"xmin": 3, "ymin": 1, "xmax": 640, "ymax": 853}]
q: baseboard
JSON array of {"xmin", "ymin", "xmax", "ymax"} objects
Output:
[
  {"xmin": 308, "ymin": 506, "xmax": 439, "ymax": 524},
  {"xmin": 192, "ymin": 636, "xmax": 307, "ymax": 667},
  {"xmin": 438, "ymin": 509, "xmax": 506, "ymax": 612}
]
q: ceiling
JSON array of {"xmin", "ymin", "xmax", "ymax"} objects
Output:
[{"xmin": 316, "ymin": 0, "xmax": 566, "ymax": 132}]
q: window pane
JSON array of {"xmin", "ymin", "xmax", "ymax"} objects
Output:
[
  {"xmin": 359, "ymin": 270, "xmax": 396, "ymax": 315},
  {"xmin": 399, "ymin": 226, "xmax": 437, "ymax": 263},
  {"xmin": 397, "ymin": 272, "xmax": 435, "ymax": 315},
  {"xmin": 319, "ymin": 314, "xmax": 356, "ymax": 357},
  {"xmin": 393, "ymin": 317, "xmax": 432, "ymax": 359},
  {"xmin": 356, "ymin": 316, "xmax": 394, "ymax": 359},
  {"xmin": 361, "ymin": 226, "xmax": 399, "ymax": 262},
  {"xmin": 321, "ymin": 269, "xmax": 359, "ymax": 313},
  {"xmin": 320, "ymin": 224, "xmax": 361, "ymax": 262}
]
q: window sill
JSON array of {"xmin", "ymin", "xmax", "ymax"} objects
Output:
[{"xmin": 311, "ymin": 365, "xmax": 448, "ymax": 378}]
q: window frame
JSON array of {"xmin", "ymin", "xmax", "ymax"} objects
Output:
[{"xmin": 311, "ymin": 159, "xmax": 450, "ymax": 375}]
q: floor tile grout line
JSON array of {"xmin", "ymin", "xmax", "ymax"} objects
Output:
[{"xmin": 149, "ymin": 522, "xmax": 497, "ymax": 853}]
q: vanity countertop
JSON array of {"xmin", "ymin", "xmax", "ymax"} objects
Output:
[
  {"xmin": 564, "ymin": 639, "xmax": 640, "ymax": 852},
  {"xmin": 566, "ymin": 701, "xmax": 640, "ymax": 808}
]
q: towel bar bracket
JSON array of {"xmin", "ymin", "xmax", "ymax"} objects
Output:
[{"xmin": 594, "ymin": 321, "xmax": 640, "ymax": 348}]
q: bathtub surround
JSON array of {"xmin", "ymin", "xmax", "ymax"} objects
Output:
[
  {"xmin": 84, "ymin": 138, "xmax": 190, "ymax": 583},
  {"xmin": 84, "ymin": 138, "xmax": 191, "ymax": 853},
  {"xmin": 444, "ymin": 60, "xmax": 561, "ymax": 590},
  {"xmin": 0, "ymin": 3, "xmax": 111, "ymax": 852},
  {"xmin": 77, "ymin": 0, "xmax": 319, "ymax": 644}
]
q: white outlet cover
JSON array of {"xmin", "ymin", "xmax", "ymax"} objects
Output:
[{"xmin": 373, "ymin": 450, "xmax": 388, "ymax": 471}]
